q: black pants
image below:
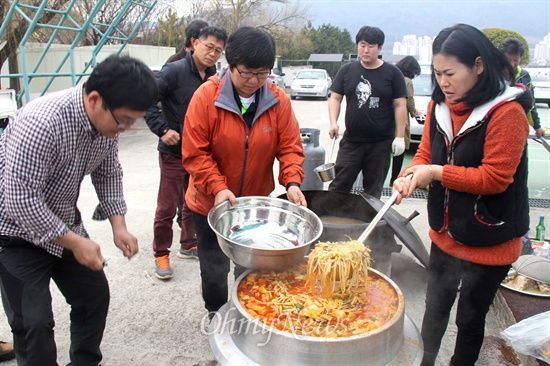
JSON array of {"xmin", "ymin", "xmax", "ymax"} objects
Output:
[
  {"xmin": 329, "ymin": 139, "xmax": 392, "ymax": 199},
  {"xmin": 420, "ymin": 243, "xmax": 510, "ymax": 366},
  {"xmin": 193, "ymin": 213, "xmax": 246, "ymax": 313},
  {"xmin": 389, "ymin": 152, "xmax": 405, "ymax": 186},
  {"xmin": 0, "ymin": 237, "xmax": 109, "ymax": 366}
]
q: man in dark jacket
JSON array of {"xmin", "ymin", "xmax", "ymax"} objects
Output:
[
  {"xmin": 166, "ymin": 19, "xmax": 208, "ymax": 232},
  {"xmin": 165, "ymin": 19, "xmax": 208, "ymax": 64},
  {"xmin": 145, "ymin": 26, "xmax": 227, "ymax": 280}
]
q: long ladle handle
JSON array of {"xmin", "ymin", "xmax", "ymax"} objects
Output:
[
  {"xmin": 328, "ymin": 136, "xmax": 337, "ymax": 162},
  {"xmin": 357, "ymin": 174, "xmax": 413, "ymax": 244}
]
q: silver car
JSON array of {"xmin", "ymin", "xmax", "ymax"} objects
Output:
[
  {"xmin": 267, "ymin": 68, "xmax": 285, "ymax": 90},
  {"xmin": 409, "ymin": 73, "xmax": 433, "ymax": 145},
  {"xmin": 290, "ymin": 69, "xmax": 332, "ymax": 100}
]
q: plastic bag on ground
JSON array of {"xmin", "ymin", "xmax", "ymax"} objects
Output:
[{"xmin": 501, "ymin": 310, "xmax": 550, "ymax": 363}]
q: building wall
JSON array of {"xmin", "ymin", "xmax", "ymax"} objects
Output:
[{"xmin": 1, "ymin": 43, "xmax": 175, "ymax": 102}]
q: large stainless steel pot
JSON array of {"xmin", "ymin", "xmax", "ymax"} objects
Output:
[{"xmin": 209, "ymin": 269, "xmax": 423, "ymax": 365}]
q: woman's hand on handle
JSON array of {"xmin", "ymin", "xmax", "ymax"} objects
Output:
[{"xmin": 393, "ymin": 165, "xmax": 440, "ymax": 203}]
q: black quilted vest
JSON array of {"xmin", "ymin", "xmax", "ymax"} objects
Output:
[{"xmin": 427, "ymin": 102, "xmax": 529, "ymax": 247}]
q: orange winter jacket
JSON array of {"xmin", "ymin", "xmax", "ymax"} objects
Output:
[{"xmin": 182, "ymin": 70, "xmax": 305, "ymax": 216}]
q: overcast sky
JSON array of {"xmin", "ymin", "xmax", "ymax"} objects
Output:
[{"xmin": 299, "ymin": 0, "xmax": 550, "ymax": 46}]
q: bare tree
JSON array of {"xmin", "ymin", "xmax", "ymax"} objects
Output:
[
  {"xmin": 166, "ymin": 0, "xmax": 310, "ymax": 63},
  {"xmin": 70, "ymin": 0, "xmax": 169, "ymax": 46},
  {"xmin": 43, "ymin": 0, "xmax": 169, "ymax": 46},
  {"xmin": 181, "ymin": 0, "xmax": 310, "ymax": 39}
]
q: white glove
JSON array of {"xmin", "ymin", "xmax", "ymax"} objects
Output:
[{"xmin": 392, "ymin": 137, "xmax": 405, "ymax": 156}]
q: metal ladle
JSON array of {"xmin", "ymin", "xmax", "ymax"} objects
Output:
[
  {"xmin": 357, "ymin": 174, "xmax": 413, "ymax": 243},
  {"xmin": 314, "ymin": 136, "xmax": 337, "ymax": 182},
  {"xmin": 328, "ymin": 135, "xmax": 337, "ymax": 161}
]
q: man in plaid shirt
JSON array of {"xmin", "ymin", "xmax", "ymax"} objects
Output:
[{"xmin": 0, "ymin": 54, "xmax": 157, "ymax": 365}]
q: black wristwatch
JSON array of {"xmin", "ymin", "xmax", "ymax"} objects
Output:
[{"xmin": 286, "ymin": 182, "xmax": 300, "ymax": 190}]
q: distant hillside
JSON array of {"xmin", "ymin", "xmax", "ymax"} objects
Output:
[{"xmin": 307, "ymin": 0, "xmax": 550, "ymax": 47}]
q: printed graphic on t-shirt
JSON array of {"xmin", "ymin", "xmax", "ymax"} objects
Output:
[
  {"xmin": 355, "ymin": 76, "xmax": 372, "ymax": 109},
  {"xmin": 369, "ymin": 97, "xmax": 379, "ymax": 109}
]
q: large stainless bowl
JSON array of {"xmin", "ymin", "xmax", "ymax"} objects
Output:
[{"xmin": 207, "ymin": 196, "xmax": 323, "ymax": 271}]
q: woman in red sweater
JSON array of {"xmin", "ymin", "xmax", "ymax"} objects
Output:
[{"xmin": 393, "ymin": 24, "xmax": 530, "ymax": 366}]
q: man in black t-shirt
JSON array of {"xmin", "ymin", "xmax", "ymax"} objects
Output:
[{"xmin": 328, "ymin": 26, "xmax": 407, "ymax": 199}]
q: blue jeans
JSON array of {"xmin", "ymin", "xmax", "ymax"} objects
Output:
[
  {"xmin": 0, "ymin": 236, "xmax": 109, "ymax": 366},
  {"xmin": 420, "ymin": 243, "xmax": 510, "ymax": 366}
]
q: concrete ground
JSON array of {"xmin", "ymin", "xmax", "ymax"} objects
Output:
[{"xmin": 0, "ymin": 98, "xmax": 548, "ymax": 365}]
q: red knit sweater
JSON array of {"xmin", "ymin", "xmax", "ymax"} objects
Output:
[{"xmin": 411, "ymin": 100, "xmax": 529, "ymax": 265}]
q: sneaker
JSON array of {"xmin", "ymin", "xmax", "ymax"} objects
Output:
[
  {"xmin": 0, "ymin": 341, "xmax": 15, "ymax": 362},
  {"xmin": 154, "ymin": 256, "xmax": 173, "ymax": 280},
  {"xmin": 177, "ymin": 247, "xmax": 198, "ymax": 260}
]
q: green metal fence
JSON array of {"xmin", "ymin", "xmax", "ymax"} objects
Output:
[{"xmin": 0, "ymin": 0, "xmax": 157, "ymax": 103}]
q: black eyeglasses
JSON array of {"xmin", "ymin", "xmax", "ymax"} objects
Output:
[
  {"xmin": 234, "ymin": 66, "xmax": 270, "ymax": 81},
  {"xmin": 199, "ymin": 39, "xmax": 223, "ymax": 55},
  {"xmin": 107, "ymin": 107, "xmax": 133, "ymax": 129}
]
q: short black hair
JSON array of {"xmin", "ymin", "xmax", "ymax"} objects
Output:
[
  {"xmin": 85, "ymin": 54, "xmax": 158, "ymax": 111},
  {"xmin": 185, "ymin": 19, "xmax": 209, "ymax": 48},
  {"xmin": 198, "ymin": 26, "xmax": 228, "ymax": 47},
  {"xmin": 225, "ymin": 27, "xmax": 275, "ymax": 69},
  {"xmin": 396, "ymin": 56, "xmax": 421, "ymax": 79},
  {"xmin": 355, "ymin": 26, "xmax": 385, "ymax": 46},
  {"xmin": 498, "ymin": 38, "xmax": 525, "ymax": 57},
  {"xmin": 431, "ymin": 24, "xmax": 514, "ymax": 108}
]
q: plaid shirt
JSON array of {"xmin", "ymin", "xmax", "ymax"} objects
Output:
[{"xmin": 0, "ymin": 86, "xmax": 127, "ymax": 257}]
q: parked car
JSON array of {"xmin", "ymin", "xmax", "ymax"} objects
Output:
[
  {"xmin": 409, "ymin": 73, "xmax": 433, "ymax": 145},
  {"xmin": 0, "ymin": 89, "xmax": 17, "ymax": 134},
  {"xmin": 290, "ymin": 69, "xmax": 332, "ymax": 100},
  {"xmin": 531, "ymin": 72, "xmax": 550, "ymax": 107},
  {"xmin": 267, "ymin": 67, "xmax": 285, "ymax": 90}
]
